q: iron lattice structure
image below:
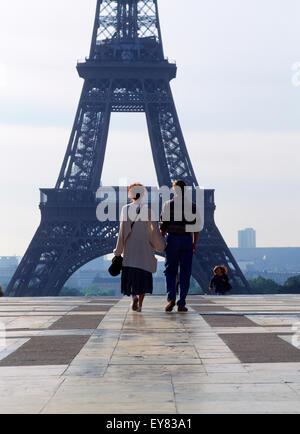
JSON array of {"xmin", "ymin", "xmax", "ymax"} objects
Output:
[{"xmin": 6, "ymin": 0, "xmax": 249, "ymax": 296}]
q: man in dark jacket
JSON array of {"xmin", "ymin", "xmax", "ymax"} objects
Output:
[{"xmin": 160, "ymin": 180, "xmax": 202, "ymax": 312}]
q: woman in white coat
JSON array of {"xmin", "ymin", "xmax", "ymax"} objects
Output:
[{"xmin": 114, "ymin": 183, "xmax": 166, "ymax": 312}]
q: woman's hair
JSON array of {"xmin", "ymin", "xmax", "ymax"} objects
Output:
[
  {"xmin": 213, "ymin": 265, "xmax": 228, "ymax": 275},
  {"xmin": 128, "ymin": 183, "xmax": 146, "ymax": 202}
]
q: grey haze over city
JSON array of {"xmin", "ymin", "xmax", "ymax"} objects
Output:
[{"xmin": 0, "ymin": 0, "xmax": 300, "ymax": 256}]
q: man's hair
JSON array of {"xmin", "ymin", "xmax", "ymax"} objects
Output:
[{"xmin": 173, "ymin": 180, "xmax": 186, "ymax": 195}]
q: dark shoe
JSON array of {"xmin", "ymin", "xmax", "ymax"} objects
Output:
[
  {"xmin": 165, "ymin": 300, "xmax": 176, "ymax": 312},
  {"xmin": 178, "ymin": 306, "xmax": 188, "ymax": 312},
  {"xmin": 132, "ymin": 296, "xmax": 138, "ymax": 311}
]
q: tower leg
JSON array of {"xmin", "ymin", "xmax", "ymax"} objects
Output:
[
  {"xmin": 6, "ymin": 192, "xmax": 119, "ymax": 297},
  {"xmin": 144, "ymin": 80, "xmax": 197, "ymax": 187}
]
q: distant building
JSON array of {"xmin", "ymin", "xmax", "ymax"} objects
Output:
[
  {"xmin": 238, "ymin": 228, "xmax": 256, "ymax": 249},
  {"xmin": 230, "ymin": 247, "xmax": 300, "ymax": 284},
  {"xmin": 0, "ymin": 256, "xmax": 19, "ymax": 285}
]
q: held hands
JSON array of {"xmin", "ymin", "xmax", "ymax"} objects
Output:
[
  {"xmin": 193, "ymin": 242, "xmax": 197, "ymax": 253},
  {"xmin": 209, "ymin": 287, "xmax": 213, "ymax": 292}
]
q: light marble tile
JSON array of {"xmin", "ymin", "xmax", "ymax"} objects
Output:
[{"xmin": 0, "ymin": 365, "xmax": 68, "ymax": 377}]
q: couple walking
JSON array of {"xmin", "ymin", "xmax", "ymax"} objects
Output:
[{"xmin": 114, "ymin": 180, "xmax": 201, "ymax": 312}]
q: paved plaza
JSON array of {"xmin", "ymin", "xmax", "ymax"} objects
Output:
[{"xmin": 0, "ymin": 295, "xmax": 300, "ymax": 413}]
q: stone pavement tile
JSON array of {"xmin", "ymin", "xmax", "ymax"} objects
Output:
[
  {"xmin": 123, "ymin": 316, "xmax": 185, "ymax": 330},
  {"xmin": 0, "ymin": 376, "xmax": 64, "ymax": 397},
  {"xmin": 262, "ymin": 327, "xmax": 294, "ymax": 333},
  {"xmin": 187, "ymin": 300, "xmax": 214, "ymax": 305},
  {"xmin": 97, "ymin": 321, "xmax": 127, "ymax": 330},
  {"xmin": 189, "ymin": 336, "xmax": 222, "ymax": 343},
  {"xmin": 199, "ymin": 357, "xmax": 240, "ymax": 364},
  {"xmin": 0, "ymin": 399, "xmax": 49, "ymax": 414},
  {"xmin": 188, "ymin": 338, "xmax": 226, "ymax": 346},
  {"xmin": 0, "ymin": 305, "xmax": 71, "ymax": 312},
  {"xmin": 118, "ymin": 331, "xmax": 190, "ymax": 346},
  {"xmin": 204, "ymin": 364, "xmax": 248, "ymax": 373},
  {"xmin": 69, "ymin": 352, "xmax": 113, "ymax": 363},
  {"xmin": 214, "ymin": 327, "xmax": 269, "ymax": 334},
  {"xmin": 110, "ymin": 359, "xmax": 202, "ymax": 366},
  {"xmin": 285, "ymin": 384, "xmax": 300, "ymax": 396},
  {"xmin": 49, "ymin": 314, "xmax": 105, "ymax": 330},
  {"xmin": 70, "ymin": 344, "xmax": 116, "ymax": 362},
  {"xmin": 102, "ymin": 364, "xmax": 173, "ymax": 383},
  {"xmin": 102, "ymin": 364, "xmax": 205, "ymax": 384},
  {"xmin": 243, "ymin": 362, "xmax": 300, "ymax": 374},
  {"xmin": 0, "ymin": 379, "xmax": 65, "ymax": 413},
  {"xmin": 0, "ymin": 365, "xmax": 68, "ymax": 377},
  {"xmin": 166, "ymin": 365, "xmax": 208, "ymax": 384},
  {"xmin": 227, "ymin": 306, "xmax": 300, "ymax": 313},
  {"xmin": 242, "ymin": 363, "xmax": 300, "ymax": 384},
  {"xmin": 195, "ymin": 351, "xmax": 234, "ymax": 357},
  {"xmin": 246, "ymin": 315, "xmax": 299, "ymax": 326},
  {"xmin": 202, "ymin": 314, "xmax": 259, "ymax": 328},
  {"xmin": 82, "ymin": 334, "xmax": 120, "ymax": 346},
  {"xmin": 174, "ymin": 382, "xmax": 299, "ymax": 401},
  {"xmin": 42, "ymin": 381, "xmax": 176, "ymax": 414},
  {"xmin": 193, "ymin": 346, "xmax": 229, "ymax": 355},
  {"xmin": 174, "ymin": 382, "xmax": 300, "ymax": 414},
  {"xmin": 6, "ymin": 316, "xmax": 58, "ymax": 329},
  {"xmin": 2, "ymin": 313, "xmax": 64, "ymax": 318},
  {"xmin": 31, "ymin": 306, "xmax": 74, "ymax": 312},
  {"xmin": 42, "ymin": 401, "xmax": 176, "ymax": 415},
  {"xmin": 220, "ymin": 333, "xmax": 300, "ymax": 363},
  {"xmin": 66, "ymin": 311, "xmax": 111, "ymax": 316},
  {"xmin": 0, "ymin": 317, "xmax": 18, "ymax": 325},
  {"xmin": 176, "ymin": 400, "xmax": 300, "ymax": 414},
  {"xmin": 36, "ymin": 329, "xmax": 94, "ymax": 336},
  {"xmin": 6, "ymin": 330, "xmax": 42, "ymax": 338},
  {"xmin": 88, "ymin": 299, "xmax": 121, "ymax": 304},
  {"xmin": 63, "ymin": 362, "xmax": 108, "ymax": 377},
  {"xmin": 179, "ymin": 321, "xmax": 209, "ymax": 330},
  {"xmin": 0, "ymin": 335, "xmax": 90, "ymax": 366},
  {"xmin": 93, "ymin": 328, "xmax": 121, "ymax": 336},
  {"xmin": 110, "ymin": 344, "xmax": 202, "ymax": 365},
  {"xmin": 72, "ymin": 305, "xmax": 114, "ymax": 312},
  {"xmin": 192, "ymin": 306, "xmax": 232, "ymax": 313},
  {"xmin": 172, "ymin": 372, "xmax": 273, "ymax": 385}
]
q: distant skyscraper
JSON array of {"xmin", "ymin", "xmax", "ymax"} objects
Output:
[{"xmin": 238, "ymin": 228, "xmax": 256, "ymax": 248}]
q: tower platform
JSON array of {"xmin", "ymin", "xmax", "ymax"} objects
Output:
[{"xmin": 0, "ymin": 295, "xmax": 300, "ymax": 414}]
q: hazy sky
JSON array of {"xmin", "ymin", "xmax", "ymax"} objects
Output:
[{"xmin": 0, "ymin": 0, "xmax": 300, "ymax": 256}]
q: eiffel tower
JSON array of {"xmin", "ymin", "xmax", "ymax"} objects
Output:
[{"xmin": 6, "ymin": 0, "xmax": 249, "ymax": 296}]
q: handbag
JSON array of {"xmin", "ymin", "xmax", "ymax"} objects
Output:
[
  {"xmin": 108, "ymin": 205, "xmax": 141, "ymax": 277},
  {"xmin": 108, "ymin": 255, "xmax": 123, "ymax": 277}
]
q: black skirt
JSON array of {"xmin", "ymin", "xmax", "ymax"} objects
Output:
[{"xmin": 121, "ymin": 266, "xmax": 153, "ymax": 296}]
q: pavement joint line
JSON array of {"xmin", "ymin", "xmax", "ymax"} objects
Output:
[
  {"xmin": 39, "ymin": 377, "xmax": 67, "ymax": 415},
  {"xmin": 170, "ymin": 373, "xmax": 179, "ymax": 415}
]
